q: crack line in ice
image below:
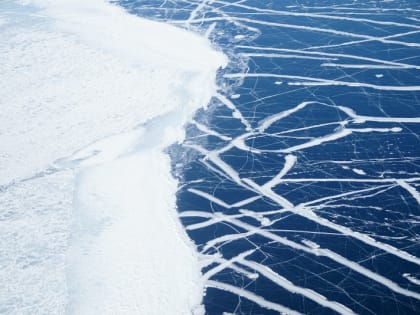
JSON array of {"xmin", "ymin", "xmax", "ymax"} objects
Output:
[
  {"xmin": 237, "ymin": 45, "xmax": 420, "ymax": 70},
  {"xmin": 224, "ymin": 73, "xmax": 420, "ymax": 91},
  {"xmin": 206, "ymin": 280, "xmax": 303, "ymax": 315},
  {"xmin": 174, "ymin": 16, "xmax": 420, "ymax": 48},
  {"xmin": 211, "ymin": 0, "xmax": 420, "ymax": 30}
]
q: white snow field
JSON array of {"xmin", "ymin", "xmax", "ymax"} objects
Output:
[{"xmin": 0, "ymin": 0, "xmax": 226, "ymax": 314}]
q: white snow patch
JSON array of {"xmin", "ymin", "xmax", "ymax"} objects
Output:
[
  {"xmin": 0, "ymin": 0, "xmax": 226, "ymax": 314},
  {"xmin": 234, "ymin": 34, "xmax": 246, "ymax": 40},
  {"xmin": 352, "ymin": 168, "xmax": 367, "ymax": 175},
  {"xmin": 231, "ymin": 93, "xmax": 241, "ymax": 99},
  {"xmin": 67, "ymin": 152, "xmax": 204, "ymax": 315}
]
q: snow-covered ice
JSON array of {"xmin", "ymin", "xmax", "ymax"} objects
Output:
[{"xmin": 0, "ymin": 0, "xmax": 226, "ymax": 314}]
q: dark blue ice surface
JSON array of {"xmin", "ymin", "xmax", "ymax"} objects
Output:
[{"xmin": 115, "ymin": 1, "xmax": 420, "ymax": 314}]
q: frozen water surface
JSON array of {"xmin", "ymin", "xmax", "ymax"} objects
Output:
[
  {"xmin": 2, "ymin": 0, "xmax": 420, "ymax": 314},
  {"xmin": 114, "ymin": 0, "xmax": 420, "ymax": 314}
]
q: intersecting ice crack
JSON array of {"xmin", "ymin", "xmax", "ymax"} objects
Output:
[{"xmin": 114, "ymin": 0, "xmax": 420, "ymax": 314}]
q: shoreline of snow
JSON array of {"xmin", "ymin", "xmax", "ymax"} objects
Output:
[{"xmin": 0, "ymin": 0, "xmax": 226, "ymax": 314}]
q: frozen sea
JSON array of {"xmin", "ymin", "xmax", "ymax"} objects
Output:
[
  {"xmin": 116, "ymin": 0, "xmax": 420, "ymax": 314},
  {"xmin": 1, "ymin": 0, "xmax": 420, "ymax": 314}
]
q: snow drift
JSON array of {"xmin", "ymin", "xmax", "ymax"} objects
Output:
[{"xmin": 0, "ymin": 0, "xmax": 226, "ymax": 314}]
